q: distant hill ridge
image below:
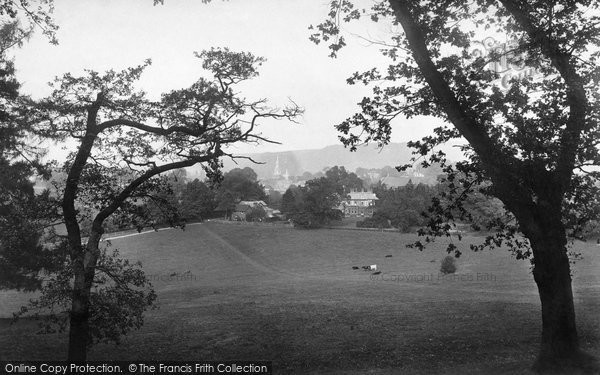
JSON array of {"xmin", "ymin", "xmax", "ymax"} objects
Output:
[{"xmin": 188, "ymin": 142, "xmax": 464, "ymax": 181}]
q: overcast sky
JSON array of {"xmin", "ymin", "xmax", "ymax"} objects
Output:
[{"xmin": 12, "ymin": 0, "xmax": 444, "ymax": 155}]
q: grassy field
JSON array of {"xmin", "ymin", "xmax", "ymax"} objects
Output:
[{"xmin": 1, "ymin": 222, "xmax": 599, "ymax": 374}]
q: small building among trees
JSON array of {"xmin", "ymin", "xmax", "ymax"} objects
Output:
[{"xmin": 231, "ymin": 200, "xmax": 281, "ymax": 222}]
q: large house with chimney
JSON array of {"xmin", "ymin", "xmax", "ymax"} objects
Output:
[{"xmin": 340, "ymin": 191, "xmax": 378, "ymax": 217}]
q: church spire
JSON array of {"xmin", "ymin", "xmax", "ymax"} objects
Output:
[{"xmin": 273, "ymin": 156, "xmax": 282, "ymax": 177}]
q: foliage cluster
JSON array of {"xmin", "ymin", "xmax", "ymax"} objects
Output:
[
  {"xmin": 0, "ymin": 20, "xmax": 61, "ymax": 292},
  {"xmin": 215, "ymin": 167, "xmax": 268, "ymax": 217},
  {"xmin": 281, "ymin": 168, "xmax": 354, "ymax": 228},
  {"xmin": 245, "ymin": 205, "xmax": 267, "ymax": 222},
  {"xmin": 440, "ymin": 255, "xmax": 457, "ymax": 274}
]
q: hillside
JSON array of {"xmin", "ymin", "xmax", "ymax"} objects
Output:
[{"xmin": 188, "ymin": 142, "xmax": 465, "ymax": 182}]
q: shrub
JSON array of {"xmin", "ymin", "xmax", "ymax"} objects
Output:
[
  {"xmin": 356, "ymin": 213, "xmax": 391, "ymax": 229},
  {"xmin": 440, "ymin": 255, "xmax": 457, "ymax": 274},
  {"xmin": 391, "ymin": 209, "xmax": 422, "ymax": 232},
  {"xmin": 246, "ymin": 206, "xmax": 267, "ymax": 222}
]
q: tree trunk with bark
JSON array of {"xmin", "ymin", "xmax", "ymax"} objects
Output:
[
  {"xmin": 532, "ymin": 242, "xmax": 577, "ymax": 357},
  {"xmin": 67, "ymin": 228, "xmax": 102, "ymax": 361},
  {"xmin": 524, "ymin": 213, "xmax": 594, "ymax": 371},
  {"xmin": 67, "ymin": 262, "xmax": 93, "ymax": 361},
  {"xmin": 62, "ymin": 125, "xmax": 99, "ymax": 361}
]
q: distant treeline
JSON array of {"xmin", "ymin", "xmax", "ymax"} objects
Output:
[
  {"xmin": 357, "ymin": 181, "xmax": 437, "ymax": 232},
  {"xmin": 65, "ymin": 164, "xmax": 509, "ymax": 233},
  {"xmin": 76, "ymin": 167, "xmax": 277, "ymax": 234}
]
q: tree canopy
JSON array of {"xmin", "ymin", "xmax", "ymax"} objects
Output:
[
  {"xmin": 179, "ymin": 178, "xmax": 217, "ymax": 221},
  {"xmin": 215, "ymin": 167, "xmax": 268, "ymax": 216},
  {"xmin": 0, "ymin": 1, "xmax": 58, "ymax": 45},
  {"xmin": 324, "ymin": 165, "xmax": 363, "ymax": 194},
  {"xmin": 282, "ymin": 166, "xmax": 362, "ymax": 228},
  {"xmin": 0, "ymin": 18, "xmax": 60, "ymax": 292}
]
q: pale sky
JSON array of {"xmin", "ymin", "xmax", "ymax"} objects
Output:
[{"xmin": 12, "ymin": 0, "xmax": 443, "ymax": 155}]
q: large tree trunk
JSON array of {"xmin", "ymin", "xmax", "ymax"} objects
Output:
[
  {"xmin": 530, "ymin": 236, "xmax": 579, "ymax": 369},
  {"xmin": 524, "ymin": 214, "xmax": 596, "ymax": 372},
  {"xmin": 68, "ymin": 266, "xmax": 92, "ymax": 361},
  {"xmin": 67, "ymin": 231, "xmax": 101, "ymax": 361}
]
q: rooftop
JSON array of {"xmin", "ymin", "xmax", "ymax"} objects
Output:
[{"xmin": 347, "ymin": 192, "xmax": 378, "ymax": 200}]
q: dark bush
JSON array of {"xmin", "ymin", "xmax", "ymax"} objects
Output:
[
  {"xmin": 356, "ymin": 214, "xmax": 391, "ymax": 229},
  {"xmin": 246, "ymin": 206, "xmax": 267, "ymax": 222},
  {"xmin": 440, "ymin": 255, "xmax": 457, "ymax": 274}
]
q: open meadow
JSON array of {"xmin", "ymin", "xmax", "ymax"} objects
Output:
[{"xmin": 1, "ymin": 222, "xmax": 599, "ymax": 374}]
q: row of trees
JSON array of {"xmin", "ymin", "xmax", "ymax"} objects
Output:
[
  {"xmin": 77, "ymin": 166, "xmax": 272, "ymax": 232},
  {"xmin": 157, "ymin": 166, "xmax": 506, "ymax": 232},
  {"xmin": 281, "ymin": 165, "xmax": 506, "ymax": 232},
  {"xmin": 358, "ymin": 180, "xmax": 436, "ymax": 231},
  {"xmin": 162, "ymin": 167, "xmax": 271, "ymax": 222},
  {"xmin": 0, "ymin": 18, "xmax": 61, "ymax": 292}
]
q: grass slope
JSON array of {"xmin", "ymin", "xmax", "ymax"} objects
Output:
[{"xmin": 1, "ymin": 222, "xmax": 598, "ymax": 374}]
